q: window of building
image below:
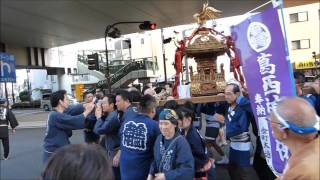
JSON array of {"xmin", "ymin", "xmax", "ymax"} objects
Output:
[
  {"xmin": 291, "ymin": 39, "xmax": 310, "ymax": 50},
  {"xmin": 289, "ymin": 12, "xmax": 308, "ymax": 23},
  {"xmin": 141, "ymin": 38, "xmax": 144, "ymax": 45},
  {"xmin": 82, "ymin": 74, "xmax": 89, "ymax": 81},
  {"xmin": 67, "ymin": 68, "xmax": 71, "ymax": 74},
  {"xmin": 51, "ymin": 75, "xmax": 55, "ymax": 82},
  {"xmin": 73, "ymin": 68, "xmax": 77, "ymax": 74}
]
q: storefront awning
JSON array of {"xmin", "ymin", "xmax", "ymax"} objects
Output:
[{"xmin": 295, "ymin": 59, "xmax": 320, "ymax": 70}]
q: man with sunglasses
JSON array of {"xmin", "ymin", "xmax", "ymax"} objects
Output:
[{"xmin": 270, "ymin": 97, "xmax": 319, "ymax": 180}]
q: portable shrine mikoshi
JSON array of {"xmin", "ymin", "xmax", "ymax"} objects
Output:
[{"xmin": 169, "ymin": 2, "xmax": 244, "ymax": 102}]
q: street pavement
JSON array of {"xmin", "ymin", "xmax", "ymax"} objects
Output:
[
  {"xmin": 12, "ymin": 109, "xmax": 48, "ymax": 128},
  {"xmin": 0, "ymin": 128, "xmax": 84, "ymax": 180}
]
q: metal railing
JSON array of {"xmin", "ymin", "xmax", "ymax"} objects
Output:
[
  {"xmin": 78, "ymin": 54, "xmax": 158, "ymax": 88},
  {"xmin": 97, "ymin": 57, "xmax": 158, "ymax": 88}
]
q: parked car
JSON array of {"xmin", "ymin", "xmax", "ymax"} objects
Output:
[
  {"xmin": 40, "ymin": 93, "xmax": 52, "ymax": 111},
  {"xmin": 40, "ymin": 93, "xmax": 78, "ymax": 111}
]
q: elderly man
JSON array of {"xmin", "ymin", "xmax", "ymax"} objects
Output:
[
  {"xmin": 270, "ymin": 97, "xmax": 319, "ymax": 180},
  {"xmin": 224, "ymin": 82, "xmax": 257, "ymax": 180}
]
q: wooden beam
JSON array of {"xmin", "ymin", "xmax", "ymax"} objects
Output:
[{"xmin": 158, "ymin": 95, "xmax": 226, "ymax": 106}]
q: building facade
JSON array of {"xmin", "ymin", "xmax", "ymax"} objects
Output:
[{"xmin": 283, "ymin": 2, "xmax": 320, "ymax": 75}]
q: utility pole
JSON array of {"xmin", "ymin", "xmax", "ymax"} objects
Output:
[
  {"xmin": 0, "ymin": 43, "xmax": 9, "ymax": 107},
  {"xmin": 182, "ymin": 30, "xmax": 189, "ymax": 83},
  {"xmin": 161, "ymin": 28, "xmax": 167, "ymax": 83}
]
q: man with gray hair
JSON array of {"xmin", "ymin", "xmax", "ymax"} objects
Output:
[{"xmin": 270, "ymin": 97, "xmax": 319, "ymax": 180}]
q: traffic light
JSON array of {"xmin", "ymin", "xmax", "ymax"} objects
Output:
[
  {"xmin": 124, "ymin": 39, "xmax": 132, "ymax": 49},
  {"xmin": 163, "ymin": 37, "xmax": 172, "ymax": 44},
  {"xmin": 87, "ymin": 53, "xmax": 99, "ymax": 70},
  {"xmin": 107, "ymin": 27, "xmax": 121, "ymax": 38},
  {"xmin": 139, "ymin": 21, "xmax": 157, "ymax": 30}
]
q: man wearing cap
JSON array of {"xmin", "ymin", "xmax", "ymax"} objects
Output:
[
  {"xmin": 0, "ymin": 97, "xmax": 18, "ymax": 160},
  {"xmin": 270, "ymin": 97, "xmax": 319, "ymax": 180}
]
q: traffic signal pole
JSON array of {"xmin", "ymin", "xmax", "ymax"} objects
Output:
[
  {"xmin": 104, "ymin": 26, "xmax": 112, "ymax": 94},
  {"xmin": 161, "ymin": 28, "xmax": 167, "ymax": 83}
]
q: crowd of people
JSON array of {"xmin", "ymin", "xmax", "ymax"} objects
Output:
[{"xmin": 38, "ymin": 75, "xmax": 320, "ymax": 180}]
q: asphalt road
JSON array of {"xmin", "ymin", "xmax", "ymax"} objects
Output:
[
  {"xmin": 11, "ymin": 109, "xmax": 48, "ymax": 128},
  {"xmin": 0, "ymin": 128, "xmax": 84, "ymax": 180}
]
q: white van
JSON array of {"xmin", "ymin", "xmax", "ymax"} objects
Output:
[
  {"xmin": 40, "ymin": 93, "xmax": 52, "ymax": 111},
  {"xmin": 40, "ymin": 93, "xmax": 78, "ymax": 111}
]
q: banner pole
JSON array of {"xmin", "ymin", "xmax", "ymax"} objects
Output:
[
  {"xmin": 278, "ymin": 1, "xmax": 297, "ymax": 95},
  {"xmin": 245, "ymin": 1, "xmax": 272, "ymax": 14}
]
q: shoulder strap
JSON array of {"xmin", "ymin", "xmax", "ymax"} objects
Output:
[
  {"xmin": 195, "ymin": 129, "xmax": 207, "ymax": 151},
  {"xmin": 159, "ymin": 135, "xmax": 183, "ymax": 172}
]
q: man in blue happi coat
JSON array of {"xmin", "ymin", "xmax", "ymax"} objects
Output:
[
  {"xmin": 224, "ymin": 83, "xmax": 257, "ymax": 180},
  {"xmin": 43, "ymin": 90, "xmax": 95, "ymax": 163},
  {"xmin": 119, "ymin": 94, "xmax": 160, "ymax": 180}
]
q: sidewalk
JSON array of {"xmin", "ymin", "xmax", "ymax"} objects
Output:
[{"xmin": 11, "ymin": 109, "xmax": 48, "ymax": 129}]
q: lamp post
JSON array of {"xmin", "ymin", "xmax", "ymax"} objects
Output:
[
  {"xmin": 104, "ymin": 21, "xmax": 156, "ymax": 93},
  {"xmin": 26, "ymin": 69, "xmax": 31, "ymax": 93},
  {"xmin": 161, "ymin": 28, "xmax": 168, "ymax": 83}
]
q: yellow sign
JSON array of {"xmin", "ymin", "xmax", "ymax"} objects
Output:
[
  {"xmin": 295, "ymin": 60, "xmax": 320, "ymax": 70},
  {"xmin": 75, "ymin": 84, "xmax": 84, "ymax": 101}
]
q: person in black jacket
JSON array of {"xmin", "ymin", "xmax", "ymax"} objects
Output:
[
  {"xmin": 0, "ymin": 97, "xmax": 18, "ymax": 160},
  {"xmin": 83, "ymin": 91, "xmax": 99, "ymax": 143},
  {"xmin": 177, "ymin": 106, "xmax": 211, "ymax": 179}
]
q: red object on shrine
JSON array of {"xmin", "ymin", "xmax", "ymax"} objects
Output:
[
  {"xmin": 172, "ymin": 27, "xmax": 245, "ymax": 97},
  {"xmin": 225, "ymin": 36, "xmax": 245, "ymax": 87},
  {"xmin": 173, "ymin": 40, "xmax": 186, "ymax": 97}
]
